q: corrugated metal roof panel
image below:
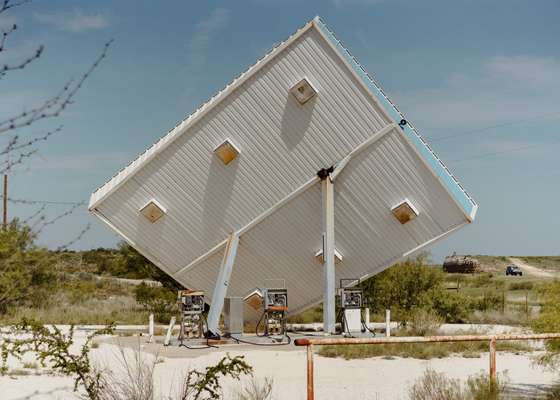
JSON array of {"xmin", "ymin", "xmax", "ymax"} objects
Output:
[
  {"xmin": 93, "ymin": 24, "xmax": 393, "ymax": 271},
  {"xmin": 314, "ymin": 17, "xmax": 477, "ymax": 220},
  {"xmin": 90, "ymin": 17, "xmax": 477, "ymax": 315},
  {"xmin": 172, "ymin": 126, "xmax": 468, "ymax": 316}
]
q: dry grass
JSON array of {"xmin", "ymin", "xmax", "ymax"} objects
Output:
[
  {"xmin": 517, "ymin": 256, "xmax": 560, "ymax": 271},
  {"xmin": 407, "ymin": 309, "xmax": 443, "ymax": 336},
  {"xmin": 408, "ymin": 368, "xmax": 465, "ymax": 399},
  {"xmin": 96, "ymin": 343, "xmax": 156, "ymax": 400},
  {"xmin": 317, "ymin": 333, "xmax": 531, "ymax": 360},
  {"xmin": 0, "ymin": 295, "xmax": 149, "ymax": 325},
  {"xmin": 408, "ymin": 368, "xmax": 507, "ymax": 400},
  {"xmin": 235, "ymin": 377, "xmax": 274, "ymax": 400},
  {"xmin": 22, "ymin": 361, "xmax": 38, "ymax": 369}
]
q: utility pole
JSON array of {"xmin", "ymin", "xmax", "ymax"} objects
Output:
[{"xmin": 2, "ymin": 173, "xmax": 7, "ymax": 230}]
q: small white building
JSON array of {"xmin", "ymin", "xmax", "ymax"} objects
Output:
[{"xmin": 89, "ymin": 17, "xmax": 477, "ymax": 334}]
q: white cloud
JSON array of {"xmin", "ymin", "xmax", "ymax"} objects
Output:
[
  {"xmin": 187, "ymin": 8, "xmax": 229, "ymax": 71},
  {"xmin": 393, "ymin": 55, "xmax": 560, "ymax": 131},
  {"xmin": 34, "ymin": 10, "xmax": 109, "ymax": 33}
]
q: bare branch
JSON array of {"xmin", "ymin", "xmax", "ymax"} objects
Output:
[
  {"xmin": 0, "ymin": 149, "xmax": 36, "ymax": 173},
  {"xmin": 0, "ymin": 135, "xmax": 17, "ymax": 154},
  {"xmin": 22, "ymin": 203, "xmax": 46, "ymax": 224},
  {"xmin": 0, "ymin": 196, "xmax": 82, "ymax": 205},
  {"xmin": 0, "ymin": 3, "xmax": 43, "ymax": 79},
  {"xmin": 33, "ymin": 201, "xmax": 85, "ymax": 235},
  {"xmin": 0, "ymin": 23, "xmax": 16, "ymax": 53},
  {"xmin": 0, "ymin": 0, "xmax": 29, "ymax": 14},
  {"xmin": 0, "ymin": 125, "xmax": 63, "ymax": 156},
  {"xmin": 0, "ymin": 45, "xmax": 43, "ymax": 78},
  {"xmin": 0, "ymin": 39, "xmax": 113, "ymax": 134},
  {"xmin": 56, "ymin": 223, "xmax": 91, "ymax": 251}
]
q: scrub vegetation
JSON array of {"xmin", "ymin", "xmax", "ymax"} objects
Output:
[
  {"xmin": 0, "ymin": 221, "xmax": 554, "ymax": 328},
  {"xmin": 317, "ymin": 333, "xmax": 530, "ymax": 360},
  {"xmin": 407, "ymin": 368, "xmax": 507, "ymax": 400},
  {"xmin": 0, "ymin": 319, "xmax": 257, "ymax": 400},
  {"xmin": 0, "ymin": 221, "xmax": 179, "ymax": 325}
]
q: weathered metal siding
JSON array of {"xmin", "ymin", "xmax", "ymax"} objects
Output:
[
  {"xmin": 91, "ymin": 19, "xmax": 476, "ymax": 315},
  {"xmin": 94, "ymin": 25, "xmax": 393, "ymax": 276},
  {"xmin": 172, "ymin": 126, "xmax": 466, "ymax": 315},
  {"xmin": 333, "ymin": 128, "xmax": 467, "ymax": 287},
  {"xmin": 178, "ymin": 184, "xmax": 323, "ymax": 315}
]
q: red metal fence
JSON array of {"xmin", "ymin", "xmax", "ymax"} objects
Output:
[{"xmin": 294, "ymin": 333, "xmax": 560, "ymax": 400}]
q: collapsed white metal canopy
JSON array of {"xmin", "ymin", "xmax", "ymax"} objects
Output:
[{"xmin": 90, "ymin": 17, "xmax": 477, "ymax": 328}]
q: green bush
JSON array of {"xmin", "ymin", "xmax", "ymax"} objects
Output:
[
  {"xmin": 532, "ymin": 281, "xmax": 560, "ymax": 366},
  {"xmin": 361, "ymin": 256, "xmax": 470, "ymax": 323},
  {"xmin": 408, "ymin": 368, "xmax": 464, "ymax": 400},
  {"xmin": 0, "ymin": 220, "xmax": 55, "ymax": 313},
  {"xmin": 469, "ymin": 273, "xmax": 494, "ymax": 288},
  {"xmin": 408, "ymin": 369, "xmax": 507, "ymax": 400},
  {"xmin": 472, "ymin": 291, "xmax": 503, "ymax": 312},
  {"xmin": 508, "ymin": 281, "xmax": 534, "ymax": 291},
  {"xmin": 432, "ymin": 290, "xmax": 471, "ymax": 323},
  {"xmin": 465, "ymin": 371, "xmax": 507, "ymax": 400},
  {"xmin": 407, "ymin": 308, "xmax": 443, "ymax": 336},
  {"xmin": 135, "ymin": 283, "xmax": 177, "ymax": 322}
]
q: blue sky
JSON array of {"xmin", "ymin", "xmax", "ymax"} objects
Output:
[{"xmin": 1, "ymin": 0, "xmax": 559, "ymax": 261}]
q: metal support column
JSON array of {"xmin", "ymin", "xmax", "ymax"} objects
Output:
[
  {"xmin": 321, "ymin": 175, "xmax": 336, "ymax": 334},
  {"xmin": 206, "ymin": 232, "xmax": 239, "ymax": 337}
]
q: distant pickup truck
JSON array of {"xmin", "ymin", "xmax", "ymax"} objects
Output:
[{"xmin": 506, "ymin": 265, "xmax": 523, "ymax": 276}]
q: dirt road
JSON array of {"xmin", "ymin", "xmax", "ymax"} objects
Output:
[{"xmin": 509, "ymin": 257, "xmax": 556, "ymax": 278}]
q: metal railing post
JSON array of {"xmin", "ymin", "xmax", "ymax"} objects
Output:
[
  {"xmin": 307, "ymin": 344, "xmax": 314, "ymax": 400},
  {"xmin": 489, "ymin": 337, "xmax": 497, "ymax": 381},
  {"xmin": 294, "ymin": 333, "xmax": 560, "ymax": 399}
]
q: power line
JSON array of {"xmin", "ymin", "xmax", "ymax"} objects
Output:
[
  {"xmin": 0, "ymin": 196, "xmax": 84, "ymax": 206},
  {"xmin": 451, "ymin": 138, "xmax": 559, "ymax": 164},
  {"xmin": 426, "ymin": 111, "xmax": 560, "ymax": 143}
]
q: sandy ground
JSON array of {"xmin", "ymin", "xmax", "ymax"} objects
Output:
[
  {"xmin": 0, "ymin": 327, "xmax": 558, "ymax": 400},
  {"xmin": 509, "ymin": 257, "xmax": 556, "ymax": 278}
]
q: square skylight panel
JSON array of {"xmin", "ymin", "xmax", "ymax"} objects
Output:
[
  {"xmin": 140, "ymin": 200, "xmax": 166, "ymax": 223},
  {"xmin": 214, "ymin": 139, "xmax": 240, "ymax": 165},
  {"xmin": 391, "ymin": 199, "xmax": 419, "ymax": 224},
  {"xmin": 290, "ymin": 78, "xmax": 317, "ymax": 104}
]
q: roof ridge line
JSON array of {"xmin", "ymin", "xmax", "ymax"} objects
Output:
[{"xmin": 89, "ymin": 18, "xmax": 317, "ymax": 210}]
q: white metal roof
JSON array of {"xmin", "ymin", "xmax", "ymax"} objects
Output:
[{"xmin": 90, "ymin": 17, "xmax": 477, "ymax": 315}]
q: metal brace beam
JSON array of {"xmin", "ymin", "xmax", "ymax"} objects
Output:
[
  {"xmin": 321, "ymin": 175, "xmax": 336, "ymax": 334},
  {"xmin": 206, "ymin": 232, "xmax": 240, "ymax": 337}
]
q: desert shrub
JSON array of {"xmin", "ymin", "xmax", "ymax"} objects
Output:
[
  {"xmin": 362, "ymin": 256, "xmax": 469, "ymax": 323},
  {"xmin": 1, "ymin": 319, "xmax": 254, "ymax": 400},
  {"xmin": 135, "ymin": 283, "xmax": 178, "ymax": 322},
  {"xmin": 0, "ymin": 220, "xmax": 55, "ymax": 313},
  {"xmin": 362, "ymin": 257, "xmax": 442, "ymax": 316},
  {"xmin": 508, "ymin": 281, "xmax": 534, "ymax": 291},
  {"xmin": 0, "ymin": 319, "xmax": 114, "ymax": 399},
  {"xmin": 532, "ymin": 281, "xmax": 560, "ymax": 366},
  {"xmin": 472, "ymin": 291, "xmax": 503, "ymax": 312},
  {"xmin": 97, "ymin": 345, "xmax": 155, "ymax": 400},
  {"xmin": 109, "ymin": 243, "xmax": 181, "ymax": 290},
  {"xmin": 235, "ymin": 377, "xmax": 274, "ymax": 400},
  {"xmin": 319, "ymin": 336, "xmax": 529, "ymax": 360},
  {"xmin": 408, "ymin": 368, "xmax": 465, "ymax": 400},
  {"xmin": 546, "ymin": 384, "xmax": 560, "ymax": 399},
  {"xmin": 431, "ymin": 290, "xmax": 471, "ymax": 323},
  {"xmin": 408, "ymin": 369, "xmax": 507, "ymax": 400},
  {"xmin": 407, "ymin": 308, "xmax": 443, "ymax": 336},
  {"xmin": 180, "ymin": 354, "xmax": 253, "ymax": 400},
  {"xmin": 287, "ymin": 305, "xmax": 322, "ymax": 324},
  {"xmin": 469, "ymin": 273, "xmax": 494, "ymax": 288},
  {"xmin": 465, "ymin": 371, "xmax": 507, "ymax": 400}
]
